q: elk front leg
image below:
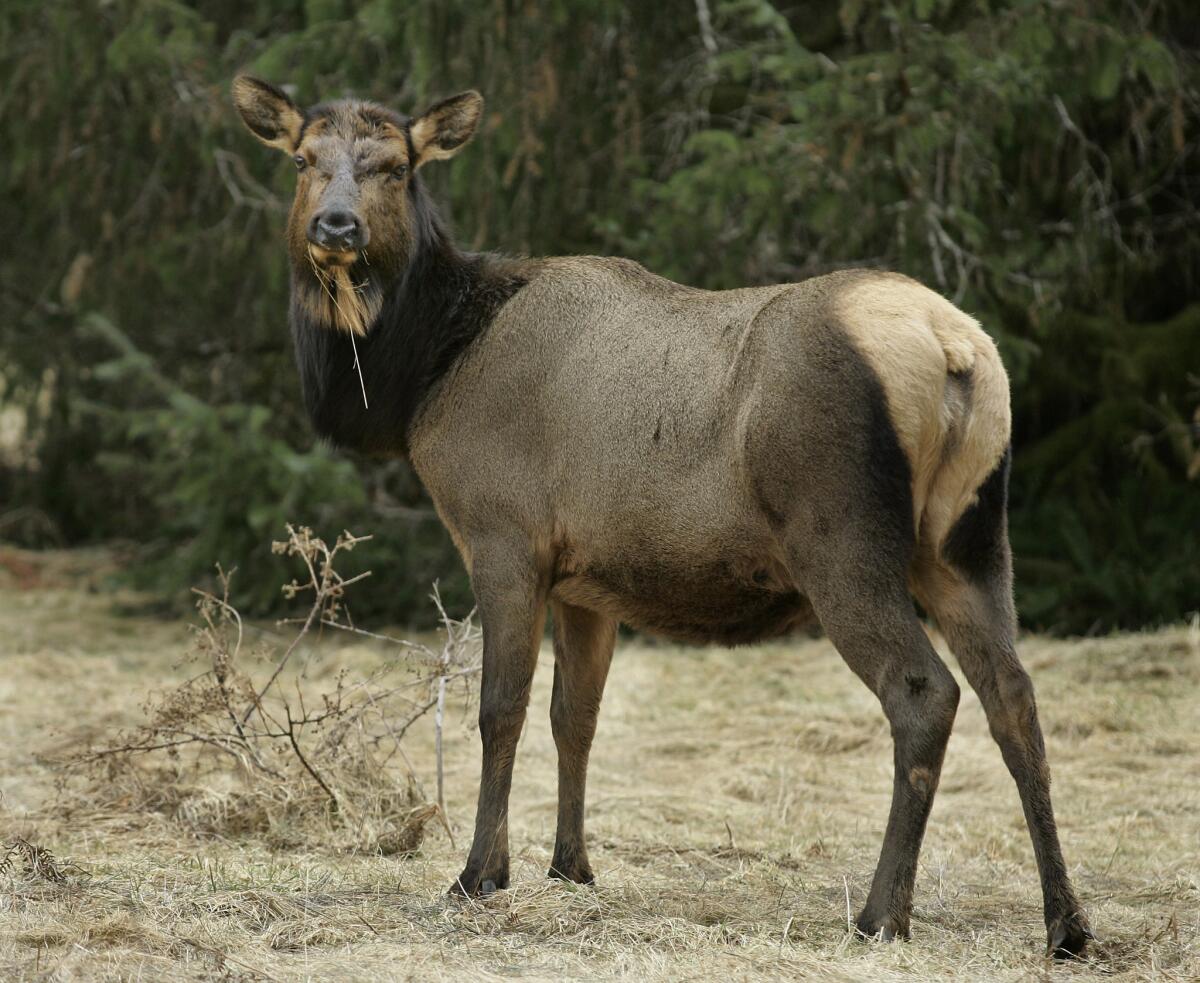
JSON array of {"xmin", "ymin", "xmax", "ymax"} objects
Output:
[
  {"xmin": 548, "ymin": 602, "xmax": 616, "ymax": 884},
  {"xmin": 449, "ymin": 546, "xmax": 546, "ymax": 897}
]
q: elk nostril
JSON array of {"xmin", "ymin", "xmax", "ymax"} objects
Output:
[
  {"xmin": 323, "ymin": 210, "xmax": 356, "ymax": 233},
  {"xmin": 310, "ymin": 210, "xmax": 361, "ymax": 248}
]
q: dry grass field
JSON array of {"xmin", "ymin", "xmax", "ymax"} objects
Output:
[{"xmin": 1, "ymin": 548, "xmax": 1197, "ymax": 981}]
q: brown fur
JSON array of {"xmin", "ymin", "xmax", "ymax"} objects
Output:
[
  {"xmin": 410, "ymin": 261, "xmax": 1088, "ymax": 954},
  {"xmin": 411, "ymin": 264, "xmax": 995, "ymax": 637},
  {"xmin": 233, "ymin": 77, "xmax": 1090, "ymax": 957},
  {"xmin": 286, "ymin": 105, "xmax": 416, "ymax": 334},
  {"xmin": 233, "ymin": 91, "xmax": 428, "ymax": 335}
]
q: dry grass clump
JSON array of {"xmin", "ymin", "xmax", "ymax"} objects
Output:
[
  {"xmin": 58, "ymin": 526, "xmax": 481, "ymax": 857},
  {"xmin": 1, "ymin": 838, "xmax": 74, "ymax": 887}
]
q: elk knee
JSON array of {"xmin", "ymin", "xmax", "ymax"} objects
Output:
[
  {"xmin": 479, "ymin": 701, "xmax": 526, "ymax": 746},
  {"xmin": 930, "ymin": 664, "xmax": 961, "ymax": 714},
  {"xmin": 989, "ymin": 665, "xmax": 1038, "ymax": 736},
  {"xmin": 552, "ymin": 705, "xmax": 598, "ymax": 764},
  {"xmin": 997, "ymin": 664, "xmax": 1036, "ymax": 711},
  {"xmin": 550, "ymin": 704, "xmax": 578, "ymax": 751},
  {"xmin": 887, "ymin": 662, "xmax": 959, "ymax": 733},
  {"xmin": 884, "ymin": 667, "xmax": 958, "ymax": 778},
  {"xmin": 908, "ymin": 765, "xmax": 936, "ymax": 796}
]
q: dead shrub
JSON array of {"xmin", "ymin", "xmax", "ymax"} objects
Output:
[{"xmin": 60, "ymin": 525, "xmax": 481, "ymax": 855}]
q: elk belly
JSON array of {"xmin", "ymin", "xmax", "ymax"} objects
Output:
[{"xmin": 551, "ymin": 552, "xmax": 814, "ymax": 646}]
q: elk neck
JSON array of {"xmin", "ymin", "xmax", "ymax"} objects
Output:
[{"xmin": 289, "ymin": 199, "xmax": 530, "ymax": 457}]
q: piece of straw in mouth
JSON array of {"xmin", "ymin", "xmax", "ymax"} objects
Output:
[{"xmin": 308, "ymin": 247, "xmax": 373, "ymax": 408}]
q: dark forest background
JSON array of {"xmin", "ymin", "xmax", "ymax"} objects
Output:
[{"xmin": 1, "ymin": 0, "xmax": 1197, "ymax": 634}]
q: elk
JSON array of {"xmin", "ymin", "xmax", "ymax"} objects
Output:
[{"xmin": 233, "ymin": 76, "xmax": 1092, "ymax": 956}]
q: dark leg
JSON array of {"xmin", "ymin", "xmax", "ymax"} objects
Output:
[
  {"xmin": 804, "ymin": 568, "xmax": 961, "ymax": 942},
  {"xmin": 449, "ymin": 547, "xmax": 546, "ymax": 897},
  {"xmin": 922, "ymin": 444, "xmax": 1090, "ymax": 957},
  {"xmin": 920, "ymin": 559, "xmax": 1091, "ymax": 957},
  {"xmin": 548, "ymin": 602, "xmax": 616, "ymax": 884}
]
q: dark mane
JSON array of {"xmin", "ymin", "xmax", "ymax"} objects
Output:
[{"xmin": 289, "ymin": 176, "xmax": 530, "ymax": 456}]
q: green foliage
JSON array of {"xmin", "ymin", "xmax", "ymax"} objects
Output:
[
  {"xmin": 0, "ymin": 0, "xmax": 1196, "ymax": 631},
  {"xmin": 69, "ymin": 310, "xmax": 476, "ymax": 618},
  {"xmin": 81, "ymin": 313, "xmax": 363, "ymax": 611},
  {"xmin": 1010, "ymin": 304, "xmax": 1200, "ymax": 631}
]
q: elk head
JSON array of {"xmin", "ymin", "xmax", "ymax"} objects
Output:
[{"xmin": 232, "ymin": 75, "xmax": 483, "ymax": 335}]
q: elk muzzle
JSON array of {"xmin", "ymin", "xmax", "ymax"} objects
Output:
[{"xmin": 307, "ymin": 207, "xmax": 368, "ymax": 264}]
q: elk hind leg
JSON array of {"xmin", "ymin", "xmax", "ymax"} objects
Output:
[
  {"xmin": 918, "ymin": 453, "xmax": 1091, "ymax": 957},
  {"xmin": 803, "ymin": 560, "xmax": 960, "ymax": 942}
]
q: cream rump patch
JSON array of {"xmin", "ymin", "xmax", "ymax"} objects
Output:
[{"xmin": 833, "ymin": 274, "xmax": 1011, "ymax": 552}]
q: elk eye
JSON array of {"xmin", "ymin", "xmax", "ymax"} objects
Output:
[
  {"xmin": 293, "ymin": 155, "xmax": 307, "ymax": 171},
  {"xmin": 391, "ymin": 164, "xmax": 409, "ymax": 180}
]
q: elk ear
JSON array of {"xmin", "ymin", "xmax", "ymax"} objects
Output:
[
  {"xmin": 409, "ymin": 90, "xmax": 483, "ymax": 168},
  {"xmin": 232, "ymin": 75, "xmax": 304, "ymax": 152}
]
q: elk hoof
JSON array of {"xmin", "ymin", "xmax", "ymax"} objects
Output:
[
  {"xmin": 548, "ymin": 863, "xmax": 595, "ymax": 885},
  {"xmin": 854, "ymin": 912, "xmax": 904, "ymax": 943},
  {"xmin": 1047, "ymin": 913, "xmax": 1094, "ymax": 959},
  {"xmin": 447, "ymin": 869, "xmax": 507, "ymax": 898}
]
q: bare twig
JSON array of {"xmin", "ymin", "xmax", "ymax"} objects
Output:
[
  {"xmin": 244, "ymin": 526, "xmax": 372, "ymax": 723},
  {"xmin": 285, "ymin": 705, "xmax": 338, "ymax": 806}
]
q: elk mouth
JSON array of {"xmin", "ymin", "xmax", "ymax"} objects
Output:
[
  {"xmin": 303, "ymin": 244, "xmax": 379, "ymax": 337},
  {"xmin": 308, "ymin": 244, "xmax": 359, "ymax": 268}
]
